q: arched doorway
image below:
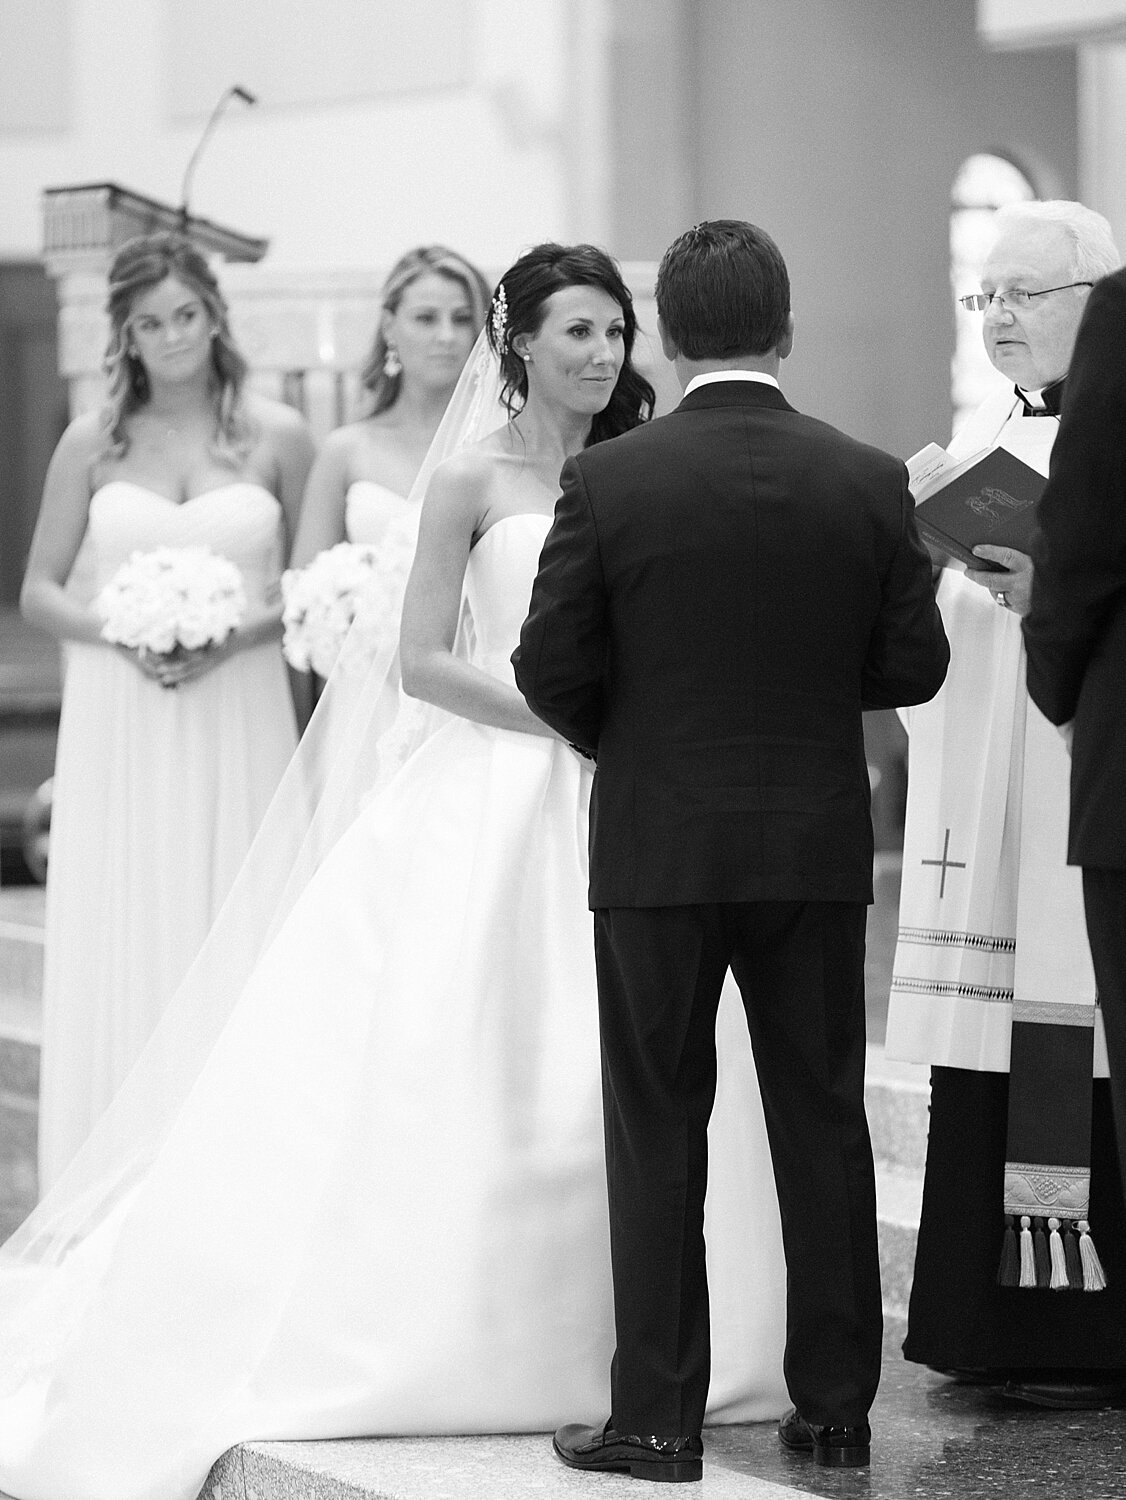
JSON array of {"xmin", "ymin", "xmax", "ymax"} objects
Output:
[{"xmin": 949, "ymin": 152, "xmax": 1036, "ymax": 435}]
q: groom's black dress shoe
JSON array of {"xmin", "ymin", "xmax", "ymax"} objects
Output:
[
  {"xmin": 778, "ymin": 1406, "xmax": 871, "ymax": 1467},
  {"xmin": 553, "ymin": 1421, "xmax": 703, "ymax": 1482}
]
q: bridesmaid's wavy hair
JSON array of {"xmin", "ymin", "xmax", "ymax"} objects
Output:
[
  {"xmin": 361, "ymin": 245, "xmax": 491, "ymax": 416},
  {"xmin": 487, "ymin": 243, "xmax": 655, "ymax": 444},
  {"xmin": 100, "ymin": 233, "xmax": 251, "ymax": 460}
]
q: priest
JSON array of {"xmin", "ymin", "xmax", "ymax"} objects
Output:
[{"xmin": 886, "ymin": 200, "xmax": 1126, "ymax": 1408}]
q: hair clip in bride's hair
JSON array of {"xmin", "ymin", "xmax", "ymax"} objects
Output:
[{"xmin": 491, "ymin": 284, "xmax": 509, "ymax": 351}]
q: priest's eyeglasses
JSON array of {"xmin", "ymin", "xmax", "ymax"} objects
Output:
[{"xmin": 958, "ymin": 283, "xmax": 1093, "ymax": 312}]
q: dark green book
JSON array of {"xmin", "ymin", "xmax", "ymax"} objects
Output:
[{"xmin": 912, "ymin": 445, "xmax": 1045, "ymax": 572}]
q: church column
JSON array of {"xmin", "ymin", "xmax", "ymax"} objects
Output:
[{"xmin": 1078, "ymin": 42, "xmax": 1126, "ymax": 252}]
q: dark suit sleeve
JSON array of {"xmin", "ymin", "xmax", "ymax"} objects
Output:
[
  {"xmin": 1024, "ymin": 273, "xmax": 1126, "ymax": 725},
  {"xmin": 860, "ymin": 466, "xmax": 950, "ymax": 709},
  {"xmin": 512, "ymin": 455, "xmax": 608, "ymax": 754}
]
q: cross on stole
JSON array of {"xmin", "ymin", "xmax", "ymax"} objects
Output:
[{"xmin": 921, "ymin": 826, "xmax": 966, "ymax": 898}]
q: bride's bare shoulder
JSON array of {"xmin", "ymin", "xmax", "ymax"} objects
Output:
[{"xmin": 427, "ymin": 435, "xmax": 507, "ymax": 501}]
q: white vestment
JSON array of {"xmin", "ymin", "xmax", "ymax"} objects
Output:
[{"xmin": 885, "ymin": 386, "xmax": 1106, "ymax": 1075}]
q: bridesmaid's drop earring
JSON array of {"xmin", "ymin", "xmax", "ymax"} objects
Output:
[{"xmin": 384, "ymin": 346, "xmax": 402, "ymax": 377}]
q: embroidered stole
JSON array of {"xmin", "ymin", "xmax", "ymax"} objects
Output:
[{"xmin": 885, "ymin": 393, "xmax": 1107, "ymax": 1289}]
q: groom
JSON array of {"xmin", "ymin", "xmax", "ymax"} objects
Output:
[{"xmin": 513, "ymin": 221, "xmax": 949, "ymax": 1480}]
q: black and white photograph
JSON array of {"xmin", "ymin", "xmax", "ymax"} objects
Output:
[{"xmin": 0, "ymin": 3, "xmax": 1124, "ymax": 1497}]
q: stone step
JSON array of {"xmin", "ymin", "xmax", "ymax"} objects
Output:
[
  {"xmin": 865, "ymin": 1044, "xmax": 929, "ymax": 1172},
  {"xmin": 875, "ymin": 1161, "xmax": 922, "ymax": 1320},
  {"xmin": 0, "ymin": 891, "xmax": 44, "ymax": 1239},
  {"xmin": 0, "ymin": 886, "xmax": 44, "ymax": 1042},
  {"xmin": 0, "ymin": 1030, "xmax": 37, "ymax": 1104},
  {"xmin": 866, "ymin": 1047, "xmax": 928, "ymax": 1321},
  {"xmin": 203, "ymin": 1431, "xmax": 814, "ymax": 1500},
  {"xmin": 0, "ymin": 1029, "xmax": 38, "ymax": 1238},
  {"xmin": 0, "ymin": 1103, "xmax": 36, "ymax": 1243}
]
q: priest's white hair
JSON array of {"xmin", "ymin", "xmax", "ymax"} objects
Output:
[{"xmin": 992, "ymin": 199, "xmax": 1120, "ymax": 283}]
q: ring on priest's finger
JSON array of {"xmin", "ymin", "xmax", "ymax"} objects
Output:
[{"xmin": 996, "ymin": 591, "xmax": 1010, "ymax": 608}]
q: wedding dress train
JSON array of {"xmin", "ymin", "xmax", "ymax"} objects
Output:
[{"xmin": 0, "ymin": 514, "xmax": 787, "ymax": 1500}]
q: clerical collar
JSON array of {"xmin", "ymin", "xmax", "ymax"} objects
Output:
[{"xmin": 1016, "ymin": 377, "xmax": 1065, "ymax": 416}]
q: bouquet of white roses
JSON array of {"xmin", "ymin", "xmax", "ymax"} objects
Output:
[
  {"xmin": 96, "ymin": 545, "xmax": 246, "ymax": 656},
  {"xmin": 281, "ymin": 537, "xmax": 412, "ymax": 678}
]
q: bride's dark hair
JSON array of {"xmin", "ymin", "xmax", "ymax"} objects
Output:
[{"xmin": 488, "ymin": 243, "xmax": 655, "ymax": 444}]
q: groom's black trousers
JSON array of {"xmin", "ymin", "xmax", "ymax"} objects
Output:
[{"xmin": 593, "ymin": 900, "xmax": 882, "ymax": 1435}]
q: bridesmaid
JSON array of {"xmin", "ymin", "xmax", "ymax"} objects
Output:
[
  {"xmin": 290, "ymin": 244, "xmax": 489, "ymax": 566},
  {"xmin": 20, "ymin": 232, "xmax": 315, "ymax": 1192}
]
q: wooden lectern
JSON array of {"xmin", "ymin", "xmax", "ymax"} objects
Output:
[{"xmin": 41, "ymin": 182, "xmax": 267, "ymax": 278}]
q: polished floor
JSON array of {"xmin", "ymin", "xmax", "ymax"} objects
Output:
[{"xmin": 703, "ymin": 1319, "xmax": 1126, "ymax": 1500}]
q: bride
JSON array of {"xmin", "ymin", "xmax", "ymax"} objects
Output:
[{"xmin": 0, "ymin": 243, "xmax": 787, "ymax": 1500}]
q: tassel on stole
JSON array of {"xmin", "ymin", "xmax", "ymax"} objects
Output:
[
  {"xmin": 1047, "ymin": 1217, "xmax": 1069, "ymax": 1289},
  {"xmin": 1079, "ymin": 1220, "xmax": 1108, "ymax": 1292},
  {"xmin": 1064, "ymin": 1225, "xmax": 1084, "ymax": 1289},
  {"xmin": 1018, "ymin": 1215, "xmax": 1037, "ymax": 1288},
  {"xmin": 1032, "ymin": 1218, "xmax": 1052, "ymax": 1287},
  {"xmin": 996, "ymin": 1214, "xmax": 1020, "ymax": 1287}
]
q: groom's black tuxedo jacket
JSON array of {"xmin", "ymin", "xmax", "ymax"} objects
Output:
[{"xmin": 513, "ymin": 379, "xmax": 949, "ymax": 908}]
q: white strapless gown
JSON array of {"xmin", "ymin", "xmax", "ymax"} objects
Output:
[
  {"xmin": 319, "ymin": 479, "xmax": 418, "ymax": 739},
  {"xmin": 344, "ymin": 478, "xmax": 414, "ymax": 545},
  {"xmin": 37, "ymin": 482, "xmax": 297, "ymax": 1193},
  {"xmin": 0, "ymin": 514, "xmax": 787, "ymax": 1500}
]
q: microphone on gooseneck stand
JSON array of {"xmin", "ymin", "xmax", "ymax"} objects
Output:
[{"xmin": 178, "ymin": 84, "xmax": 258, "ymax": 230}]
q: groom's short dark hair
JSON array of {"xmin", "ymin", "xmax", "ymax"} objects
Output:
[{"xmin": 656, "ymin": 220, "xmax": 790, "ymax": 360}]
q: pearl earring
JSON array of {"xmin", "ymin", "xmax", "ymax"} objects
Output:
[{"xmin": 383, "ymin": 346, "xmax": 402, "ymax": 377}]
